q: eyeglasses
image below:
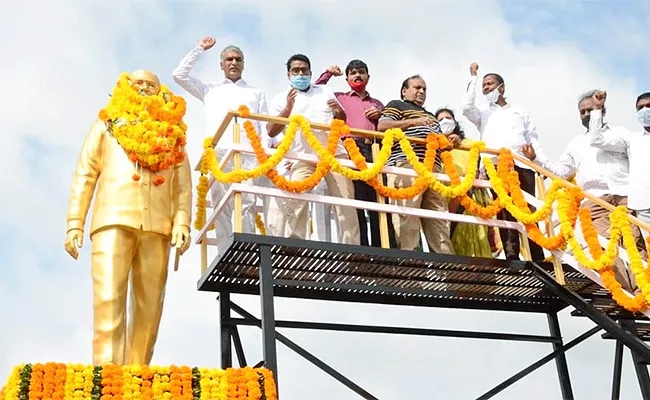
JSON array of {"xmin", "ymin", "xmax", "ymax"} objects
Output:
[{"xmin": 289, "ymin": 67, "xmax": 310, "ymax": 76}]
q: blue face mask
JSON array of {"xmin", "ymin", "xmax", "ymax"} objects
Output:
[
  {"xmin": 637, "ymin": 107, "xmax": 650, "ymax": 127},
  {"xmin": 290, "ymin": 75, "xmax": 311, "ymax": 91}
]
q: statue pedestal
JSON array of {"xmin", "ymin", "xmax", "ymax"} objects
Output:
[{"xmin": 0, "ymin": 363, "xmax": 277, "ymax": 400}]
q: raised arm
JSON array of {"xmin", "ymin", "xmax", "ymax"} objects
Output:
[
  {"xmin": 172, "ymin": 37, "xmax": 215, "ymax": 100},
  {"xmin": 314, "ymin": 65, "xmax": 342, "ymax": 85},
  {"xmin": 461, "ymin": 62, "xmax": 483, "ymax": 131},
  {"xmin": 267, "ymin": 89, "xmax": 296, "ymax": 138},
  {"xmin": 586, "ymin": 109, "xmax": 629, "ymax": 154}
]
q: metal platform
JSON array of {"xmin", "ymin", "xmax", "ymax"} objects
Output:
[
  {"xmin": 198, "ymin": 233, "xmax": 650, "ymax": 399},
  {"xmin": 198, "ymin": 233, "xmax": 612, "ymax": 314}
]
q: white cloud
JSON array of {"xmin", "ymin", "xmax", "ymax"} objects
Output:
[{"xmin": 1, "ymin": 0, "xmax": 647, "ymax": 398}]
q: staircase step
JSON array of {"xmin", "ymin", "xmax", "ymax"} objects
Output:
[{"xmin": 570, "ymin": 299, "xmax": 648, "ymax": 321}]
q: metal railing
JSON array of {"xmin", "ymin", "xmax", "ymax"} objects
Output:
[{"xmin": 193, "ymin": 109, "xmax": 650, "ymax": 318}]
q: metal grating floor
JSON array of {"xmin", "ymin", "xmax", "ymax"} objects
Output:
[{"xmin": 198, "ymin": 233, "xmax": 615, "ymax": 313}]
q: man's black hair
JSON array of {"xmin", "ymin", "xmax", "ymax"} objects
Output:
[
  {"xmin": 345, "ymin": 59, "xmax": 368, "ymax": 76},
  {"xmin": 636, "ymin": 92, "xmax": 650, "ymax": 107},
  {"xmin": 286, "ymin": 54, "xmax": 311, "ymax": 72},
  {"xmin": 484, "ymin": 73, "xmax": 504, "ymax": 85}
]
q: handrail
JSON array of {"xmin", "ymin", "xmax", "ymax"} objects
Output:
[{"xmin": 196, "ymin": 110, "xmax": 650, "ymax": 233}]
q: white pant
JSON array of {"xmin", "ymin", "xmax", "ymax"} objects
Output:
[
  {"xmin": 310, "ymin": 180, "xmax": 334, "ymax": 242},
  {"xmin": 284, "ymin": 161, "xmax": 359, "ymax": 245},
  {"xmin": 261, "ymin": 176, "xmax": 287, "ymax": 238},
  {"xmin": 210, "ymin": 149, "xmax": 258, "ymax": 254}
]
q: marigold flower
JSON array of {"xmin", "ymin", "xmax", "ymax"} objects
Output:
[{"xmin": 98, "ymin": 73, "xmax": 187, "ymax": 184}]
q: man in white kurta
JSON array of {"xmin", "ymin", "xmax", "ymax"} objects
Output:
[
  {"xmin": 173, "ymin": 36, "xmax": 268, "ymax": 254},
  {"xmin": 266, "ymin": 53, "xmax": 359, "ymax": 245},
  {"xmin": 589, "ymin": 92, "xmax": 650, "ymax": 227},
  {"xmin": 462, "ymin": 62, "xmax": 547, "ymax": 261},
  {"xmin": 522, "ymin": 90, "xmax": 646, "ymax": 293}
]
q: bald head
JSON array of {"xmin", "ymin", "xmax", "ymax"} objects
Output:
[{"xmin": 129, "ymin": 69, "xmax": 161, "ymax": 95}]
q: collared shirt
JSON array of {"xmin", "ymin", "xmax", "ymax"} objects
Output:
[
  {"xmin": 587, "ymin": 110, "xmax": 648, "ymax": 209},
  {"xmin": 172, "ymin": 46, "xmax": 268, "ymax": 150},
  {"xmin": 67, "ymin": 120, "xmax": 192, "ymax": 237},
  {"xmin": 269, "ymin": 84, "xmax": 346, "ymax": 157},
  {"xmin": 314, "ymin": 70, "xmax": 384, "ymax": 134},
  {"xmin": 536, "ymin": 109, "xmax": 630, "ymax": 198},
  {"xmin": 462, "ymin": 75, "xmax": 548, "ymax": 169},
  {"xmin": 379, "ymin": 99, "xmax": 442, "ymax": 167}
]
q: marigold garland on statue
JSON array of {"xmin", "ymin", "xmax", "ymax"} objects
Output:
[
  {"xmin": 0, "ymin": 364, "xmax": 277, "ymax": 400},
  {"xmin": 98, "ymin": 73, "xmax": 188, "ymax": 185}
]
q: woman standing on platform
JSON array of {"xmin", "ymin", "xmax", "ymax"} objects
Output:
[{"xmin": 434, "ymin": 108, "xmax": 499, "ymax": 258}]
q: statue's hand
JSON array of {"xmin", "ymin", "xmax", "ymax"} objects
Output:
[
  {"xmin": 171, "ymin": 225, "xmax": 191, "ymax": 255},
  {"xmin": 64, "ymin": 229, "xmax": 84, "ymax": 260}
]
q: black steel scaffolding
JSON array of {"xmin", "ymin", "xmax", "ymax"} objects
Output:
[{"xmin": 198, "ymin": 233, "xmax": 650, "ymax": 399}]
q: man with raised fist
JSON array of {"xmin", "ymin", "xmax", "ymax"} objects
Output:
[
  {"xmin": 315, "ymin": 60, "xmax": 396, "ymax": 247},
  {"xmin": 462, "ymin": 62, "xmax": 547, "ymax": 262},
  {"xmin": 173, "ymin": 37, "xmax": 269, "ymax": 255}
]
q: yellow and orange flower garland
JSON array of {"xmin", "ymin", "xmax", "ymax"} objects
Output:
[
  {"xmin": 98, "ymin": 73, "xmax": 188, "ymax": 185},
  {"xmin": 194, "ymin": 104, "xmax": 650, "ymax": 312},
  {"xmin": 0, "ymin": 363, "xmax": 277, "ymax": 400}
]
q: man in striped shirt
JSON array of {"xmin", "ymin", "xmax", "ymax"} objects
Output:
[{"xmin": 378, "ymin": 75, "xmax": 456, "ymax": 254}]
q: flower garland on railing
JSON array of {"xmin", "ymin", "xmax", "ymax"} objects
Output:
[
  {"xmin": 494, "ymin": 153, "xmax": 578, "ymax": 250},
  {"xmin": 582, "ymin": 209, "xmax": 647, "ymax": 311},
  {"xmin": 442, "ymin": 150, "xmax": 505, "ymax": 219},
  {"xmin": 0, "ymin": 364, "xmax": 277, "ymax": 400},
  {"xmin": 193, "ymin": 105, "xmax": 650, "ymax": 312},
  {"xmin": 255, "ymin": 213, "xmax": 267, "ymax": 235},
  {"xmin": 345, "ymin": 134, "xmax": 436, "ymax": 199},
  {"xmin": 98, "ymin": 73, "xmax": 188, "ymax": 185}
]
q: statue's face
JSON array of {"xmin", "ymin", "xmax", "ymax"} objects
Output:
[{"xmin": 129, "ymin": 70, "xmax": 160, "ymax": 96}]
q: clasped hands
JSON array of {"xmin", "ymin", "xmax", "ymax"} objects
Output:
[{"xmin": 64, "ymin": 225, "xmax": 192, "ymax": 260}]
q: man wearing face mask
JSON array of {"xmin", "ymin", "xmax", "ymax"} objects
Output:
[
  {"xmin": 267, "ymin": 54, "xmax": 360, "ymax": 245},
  {"xmin": 583, "ymin": 92, "xmax": 650, "ymax": 227},
  {"xmin": 462, "ymin": 62, "xmax": 547, "ymax": 261},
  {"xmin": 521, "ymin": 90, "xmax": 646, "ymax": 294},
  {"xmin": 314, "ymin": 60, "xmax": 396, "ymax": 248},
  {"xmin": 172, "ymin": 36, "xmax": 268, "ymax": 256},
  {"xmin": 378, "ymin": 75, "xmax": 456, "ymax": 254}
]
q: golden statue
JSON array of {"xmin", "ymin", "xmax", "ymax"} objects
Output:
[{"xmin": 64, "ymin": 70, "xmax": 193, "ymax": 366}]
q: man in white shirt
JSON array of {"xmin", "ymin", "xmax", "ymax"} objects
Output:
[
  {"xmin": 589, "ymin": 92, "xmax": 650, "ymax": 227},
  {"xmin": 521, "ymin": 90, "xmax": 646, "ymax": 293},
  {"xmin": 462, "ymin": 62, "xmax": 546, "ymax": 261},
  {"xmin": 267, "ymin": 53, "xmax": 360, "ymax": 245},
  {"xmin": 172, "ymin": 36, "xmax": 268, "ymax": 254}
]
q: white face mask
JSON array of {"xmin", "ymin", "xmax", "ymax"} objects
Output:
[
  {"xmin": 484, "ymin": 84, "xmax": 503, "ymax": 105},
  {"xmin": 637, "ymin": 107, "xmax": 650, "ymax": 127},
  {"xmin": 438, "ymin": 118, "xmax": 457, "ymax": 134}
]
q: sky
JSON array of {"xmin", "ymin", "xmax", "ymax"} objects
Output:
[{"xmin": 1, "ymin": 0, "xmax": 650, "ymax": 398}]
